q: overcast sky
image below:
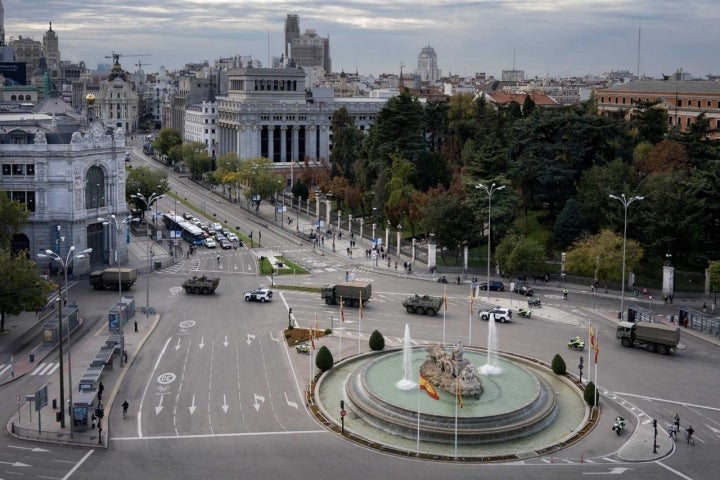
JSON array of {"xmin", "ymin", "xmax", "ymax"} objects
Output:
[{"xmin": 3, "ymin": 1, "xmax": 718, "ymax": 79}]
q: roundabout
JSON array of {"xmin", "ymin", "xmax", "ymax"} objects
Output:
[{"xmin": 312, "ymin": 345, "xmax": 592, "ymax": 461}]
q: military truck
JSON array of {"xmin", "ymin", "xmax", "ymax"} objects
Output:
[
  {"xmin": 182, "ymin": 276, "xmax": 220, "ymax": 295},
  {"xmin": 89, "ymin": 268, "xmax": 138, "ymax": 291},
  {"xmin": 616, "ymin": 321, "xmax": 680, "ymax": 355},
  {"xmin": 402, "ymin": 294, "xmax": 443, "ymax": 316},
  {"xmin": 321, "ymin": 282, "xmax": 372, "ymax": 307}
]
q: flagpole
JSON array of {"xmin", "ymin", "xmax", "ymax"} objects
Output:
[
  {"xmin": 469, "ymin": 288, "xmax": 473, "ymax": 346},
  {"xmin": 587, "ymin": 322, "xmax": 592, "ymax": 383},
  {"xmin": 310, "ymin": 316, "xmax": 315, "ymax": 380},
  {"xmin": 594, "ymin": 329, "xmax": 600, "ymax": 409},
  {"xmin": 454, "ymin": 384, "xmax": 459, "ymax": 458},
  {"xmin": 442, "ymin": 284, "xmax": 447, "ymax": 344},
  {"xmin": 416, "ymin": 386, "xmax": 421, "ymax": 455},
  {"xmin": 358, "ymin": 292, "xmax": 362, "ymax": 354},
  {"xmin": 339, "ymin": 296, "xmax": 344, "ymax": 361}
]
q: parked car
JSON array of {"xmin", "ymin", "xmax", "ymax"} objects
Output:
[
  {"xmin": 244, "ymin": 287, "xmax": 273, "ymax": 302},
  {"xmin": 479, "ymin": 306, "xmax": 512, "ymax": 323},
  {"xmin": 512, "ymin": 284, "xmax": 534, "ymax": 296},
  {"xmin": 478, "ymin": 281, "xmax": 505, "ymax": 291},
  {"xmin": 204, "ymin": 237, "xmax": 216, "ymax": 248},
  {"xmin": 218, "ymin": 238, "xmax": 232, "ymax": 249},
  {"xmin": 212, "ymin": 222, "xmax": 222, "ymax": 231},
  {"xmin": 183, "ymin": 212, "xmax": 193, "ymax": 220},
  {"xmin": 226, "ymin": 232, "xmax": 238, "ymax": 242}
]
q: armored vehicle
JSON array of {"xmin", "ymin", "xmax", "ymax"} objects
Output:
[
  {"xmin": 182, "ymin": 275, "xmax": 220, "ymax": 295},
  {"xmin": 402, "ymin": 294, "xmax": 443, "ymax": 316}
]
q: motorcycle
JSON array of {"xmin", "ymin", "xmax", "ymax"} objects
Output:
[
  {"xmin": 437, "ymin": 275, "xmax": 448, "ymax": 284},
  {"xmin": 528, "ymin": 298, "xmax": 542, "ymax": 308},
  {"xmin": 518, "ymin": 307, "xmax": 532, "ymax": 318},
  {"xmin": 568, "ymin": 336, "xmax": 585, "ymax": 351},
  {"xmin": 612, "ymin": 416, "xmax": 626, "ymax": 435}
]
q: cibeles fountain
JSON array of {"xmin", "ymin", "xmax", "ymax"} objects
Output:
[{"xmin": 314, "ymin": 321, "xmax": 589, "ymax": 459}]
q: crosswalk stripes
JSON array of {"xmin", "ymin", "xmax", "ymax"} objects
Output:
[
  {"xmin": 0, "ymin": 364, "xmax": 13, "ymax": 376},
  {"xmin": 30, "ymin": 362, "xmax": 60, "ymax": 376}
]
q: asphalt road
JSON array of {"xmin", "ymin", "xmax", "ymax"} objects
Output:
[{"xmin": 1, "ymin": 148, "xmax": 718, "ymax": 479}]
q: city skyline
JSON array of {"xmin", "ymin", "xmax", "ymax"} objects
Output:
[{"xmin": 3, "ymin": 0, "xmax": 719, "ymax": 79}]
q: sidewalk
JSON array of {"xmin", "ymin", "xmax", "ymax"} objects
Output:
[{"xmin": 3, "ymin": 309, "xmax": 160, "ymax": 447}]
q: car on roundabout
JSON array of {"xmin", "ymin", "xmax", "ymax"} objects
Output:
[
  {"xmin": 204, "ymin": 237, "xmax": 216, "ymax": 248},
  {"xmin": 244, "ymin": 287, "xmax": 273, "ymax": 302},
  {"xmin": 479, "ymin": 306, "xmax": 512, "ymax": 322},
  {"xmin": 478, "ymin": 281, "xmax": 505, "ymax": 291},
  {"xmin": 512, "ymin": 284, "xmax": 534, "ymax": 296}
]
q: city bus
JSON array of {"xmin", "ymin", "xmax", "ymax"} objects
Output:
[{"xmin": 162, "ymin": 213, "xmax": 204, "ymax": 246}]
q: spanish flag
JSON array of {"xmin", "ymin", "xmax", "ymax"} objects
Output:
[
  {"xmin": 340, "ymin": 298, "xmax": 345, "ymax": 322},
  {"xmin": 594, "ymin": 334, "xmax": 600, "ymax": 364},
  {"xmin": 419, "ymin": 374, "xmax": 440, "ymax": 400},
  {"xmin": 359, "ymin": 292, "xmax": 364, "ymax": 319},
  {"xmin": 444, "ymin": 285, "xmax": 448, "ymax": 312},
  {"xmin": 589, "ymin": 325, "xmax": 596, "ymax": 351},
  {"xmin": 456, "ymin": 377, "xmax": 464, "ymax": 409},
  {"xmin": 310, "ymin": 316, "xmax": 316, "ymax": 350}
]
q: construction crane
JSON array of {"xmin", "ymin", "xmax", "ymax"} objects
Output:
[
  {"xmin": 105, "ymin": 52, "xmax": 151, "ymax": 66},
  {"xmin": 135, "ymin": 59, "xmax": 151, "ymax": 72}
]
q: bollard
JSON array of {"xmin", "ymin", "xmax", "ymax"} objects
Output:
[{"xmin": 134, "ymin": 321, "xmax": 138, "ymax": 332}]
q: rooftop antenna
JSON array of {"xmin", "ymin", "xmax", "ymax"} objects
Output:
[
  {"xmin": 636, "ymin": 25, "xmax": 641, "ymax": 79},
  {"xmin": 512, "ymin": 49, "xmax": 516, "ymax": 71},
  {"xmin": 267, "ymin": 30, "xmax": 270, "ymax": 67}
]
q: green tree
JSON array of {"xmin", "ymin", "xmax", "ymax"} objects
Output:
[
  {"xmin": 330, "ymin": 107, "xmax": 364, "ymax": 181},
  {"xmin": 384, "ymin": 151, "xmax": 416, "ymax": 225},
  {"xmin": 565, "ymin": 229, "xmax": 643, "ymax": 286},
  {"xmin": 584, "ymin": 380, "xmax": 597, "ymax": 407},
  {"xmin": 494, "ymin": 233, "xmax": 546, "ymax": 276},
  {"xmin": 315, "ymin": 345, "xmax": 334, "ymax": 371},
  {"xmin": 630, "ymin": 100, "xmax": 668, "ymax": 145},
  {"xmin": 0, "ymin": 249, "xmax": 55, "ymax": 331},
  {"xmin": 238, "ymin": 158, "xmax": 284, "ymax": 208},
  {"xmin": 179, "ymin": 142, "xmax": 213, "ymax": 180},
  {"xmin": 575, "ymin": 159, "xmax": 636, "ymax": 233},
  {"xmin": 0, "ymin": 193, "xmax": 29, "ymax": 249},
  {"xmin": 153, "ymin": 128, "xmax": 183, "ymax": 157},
  {"xmin": 369, "ymin": 329, "xmax": 385, "ymax": 351},
  {"xmin": 709, "ymin": 261, "xmax": 720, "ymax": 295},
  {"xmin": 552, "ymin": 199, "xmax": 588, "ymax": 248},
  {"xmin": 126, "ymin": 167, "xmax": 170, "ymax": 213}
]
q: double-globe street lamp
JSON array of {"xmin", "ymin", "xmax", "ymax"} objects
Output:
[
  {"xmin": 98, "ymin": 214, "xmax": 134, "ymax": 302},
  {"xmin": 38, "ymin": 245, "xmax": 92, "ymax": 431},
  {"xmin": 130, "ymin": 192, "xmax": 164, "ymax": 316},
  {"xmin": 476, "ymin": 183, "xmax": 505, "ymax": 299},
  {"xmin": 609, "ymin": 193, "xmax": 644, "ymax": 320}
]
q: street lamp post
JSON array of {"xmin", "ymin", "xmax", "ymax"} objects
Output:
[
  {"xmin": 296, "ymin": 196, "xmax": 301, "ymax": 231},
  {"xmin": 98, "ymin": 215, "xmax": 134, "ymax": 306},
  {"xmin": 131, "ymin": 193, "xmax": 164, "ymax": 317},
  {"xmin": 609, "ymin": 193, "xmax": 644, "ymax": 320},
  {"xmin": 476, "ymin": 183, "xmax": 505, "ymax": 299},
  {"xmin": 396, "ymin": 224, "xmax": 402, "ymax": 259},
  {"xmin": 385, "ymin": 221, "xmax": 390, "ymax": 255},
  {"xmin": 38, "ymin": 245, "xmax": 92, "ymax": 432}
]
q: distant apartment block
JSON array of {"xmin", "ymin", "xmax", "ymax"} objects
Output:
[{"xmin": 416, "ymin": 45, "xmax": 441, "ymax": 84}]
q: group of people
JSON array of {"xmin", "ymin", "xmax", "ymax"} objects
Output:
[{"xmin": 668, "ymin": 413, "xmax": 695, "ymax": 444}]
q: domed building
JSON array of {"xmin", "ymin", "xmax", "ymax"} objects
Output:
[{"xmin": 94, "ymin": 57, "xmax": 139, "ymax": 133}]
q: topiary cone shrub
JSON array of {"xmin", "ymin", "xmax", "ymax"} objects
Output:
[
  {"xmin": 316, "ymin": 345, "xmax": 334, "ymax": 371},
  {"xmin": 551, "ymin": 353, "xmax": 567, "ymax": 375},
  {"xmin": 584, "ymin": 380, "xmax": 598, "ymax": 407},
  {"xmin": 369, "ymin": 330, "xmax": 385, "ymax": 351}
]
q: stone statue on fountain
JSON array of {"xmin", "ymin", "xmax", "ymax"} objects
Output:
[{"xmin": 419, "ymin": 340, "xmax": 483, "ymax": 397}]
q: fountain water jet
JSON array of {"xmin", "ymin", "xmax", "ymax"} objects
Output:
[
  {"xmin": 480, "ymin": 313, "xmax": 503, "ymax": 376},
  {"xmin": 396, "ymin": 324, "xmax": 417, "ymax": 390}
]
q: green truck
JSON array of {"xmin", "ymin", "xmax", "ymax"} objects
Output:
[
  {"xmin": 321, "ymin": 282, "xmax": 372, "ymax": 307},
  {"xmin": 402, "ymin": 294, "xmax": 443, "ymax": 316},
  {"xmin": 615, "ymin": 321, "xmax": 680, "ymax": 355},
  {"xmin": 89, "ymin": 268, "xmax": 138, "ymax": 291}
]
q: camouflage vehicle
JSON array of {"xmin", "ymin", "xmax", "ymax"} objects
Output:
[
  {"xmin": 402, "ymin": 294, "xmax": 443, "ymax": 316},
  {"xmin": 182, "ymin": 275, "xmax": 220, "ymax": 295}
]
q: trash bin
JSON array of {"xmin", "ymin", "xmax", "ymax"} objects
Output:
[
  {"xmin": 618, "ymin": 311, "xmax": 622, "ymax": 320},
  {"xmin": 276, "ymin": 262, "xmax": 283, "ymax": 268},
  {"xmin": 29, "ymin": 352, "xmax": 35, "ymax": 362},
  {"xmin": 154, "ymin": 261, "xmax": 162, "ymax": 270}
]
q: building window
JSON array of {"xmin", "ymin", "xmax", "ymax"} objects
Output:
[
  {"xmin": 686, "ymin": 117, "xmax": 691, "ymax": 126},
  {"xmin": 4, "ymin": 191, "xmax": 36, "ymax": 212},
  {"xmin": 677, "ymin": 99, "xmax": 682, "ymax": 107},
  {"xmin": 1, "ymin": 164, "xmax": 10, "ymax": 175}
]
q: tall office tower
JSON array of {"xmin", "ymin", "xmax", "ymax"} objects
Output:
[
  {"xmin": 0, "ymin": 0, "xmax": 5, "ymax": 45},
  {"xmin": 291, "ymin": 29, "xmax": 331, "ymax": 73},
  {"xmin": 416, "ymin": 45, "xmax": 440, "ymax": 83},
  {"xmin": 43, "ymin": 22, "xmax": 60, "ymax": 69},
  {"xmin": 285, "ymin": 14, "xmax": 300, "ymax": 59}
]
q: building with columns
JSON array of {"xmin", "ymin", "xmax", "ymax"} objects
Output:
[
  {"xmin": 216, "ymin": 67, "xmax": 387, "ymax": 184},
  {"xmin": 184, "ymin": 100, "xmax": 217, "ymax": 159},
  {"xmin": 93, "ymin": 60, "xmax": 139, "ymax": 133},
  {"xmin": 0, "ymin": 104, "xmax": 129, "ymax": 273}
]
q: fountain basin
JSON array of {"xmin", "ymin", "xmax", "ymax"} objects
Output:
[{"xmin": 344, "ymin": 347, "xmax": 557, "ymax": 444}]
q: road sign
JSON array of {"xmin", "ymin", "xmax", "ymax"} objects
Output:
[
  {"xmin": 34, "ymin": 385, "xmax": 48, "ymax": 411},
  {"xmin": 340, "ymin": 409, "xmax": 346, "ymax": 417}
]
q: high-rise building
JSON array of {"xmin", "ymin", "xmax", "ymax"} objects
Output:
[
  {"xmin": 416, "ymin": 45, "xmax": 440, "ymax": 83},
  {"xmin": 291, "ymin": 29, "xmax": 331, "ymax": 74},
  {"xmin": 284, "ymin": 14, "xmax": 300, "ymax": 59},
  {"xmin": 0, "ymin": 0, "xmax": 5, "ymax": 46},
  {"xmin": 43, "ymin": 22, "xmax": 60, "ymax": 69}
]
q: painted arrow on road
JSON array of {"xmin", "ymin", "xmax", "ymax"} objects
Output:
[
  {"xmin": 174, "ymin": 338, "xmax": 181, "ymax": 351},
  {"xmin": 221, "ymin": 394, "xmax": 229, "ymax": 413},
  {"xmin": 189, "ymin": 395, "xmax": 197, "ymax": 415},
  {"xmin": 246, "ymin": 333, "xmax": 255, "ymax": 345},
  {"xmin": 7, "ymin": 445, "xmax": 50, "ymax": 452},
  {"xmin": 155, "ymin": 395, "xmax": 165, "ymax": 415},
  {"xmin": 223, "ymin": 335, "xmax": 229, "ymax": 347},
  {"xmin": 253, "ymin": 394, "xmax": 265, "ymax": 411},
  {"xmin": 0, "ymin": 460, "xmax": 31, "ymax": 467},
  {"xmin": 270, "ymin": 331, "xmax": 280, "ymax": 342},
  {"xmin": 199, "ymin": 336, "xmax": 205, "ymax": 349},
  {"xmin": 582, "ymin": 467, "xmax": 630, "ymax": 475},
  {"xmin": 284, "ymin": 392, "xmax": 298, "ymax": 409}
]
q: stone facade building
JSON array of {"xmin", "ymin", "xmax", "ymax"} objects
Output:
[{"xmin": 0, "ymin": 107, "xmax": 129, "ymax": 273}]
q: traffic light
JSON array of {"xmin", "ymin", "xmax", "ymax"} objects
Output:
[
  {"xmin": 340, "ymin": 400, "xmax": 344, "ymax": 410},
  {"xmin": 653, "ymin": 419, "xmax": 657, "ymax": 428}
]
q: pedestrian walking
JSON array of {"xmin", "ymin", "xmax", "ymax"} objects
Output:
[
  {"xmin": 563, "ymin": 288, "xmax": 568, "ymax": 301},
  {"xmin": 216, "ymin": 254, "xmax": 220, "ymax": 264},
  {"xmin": 122, "ymin": 400, "xmax": 129, "ymax": 419},
  {"xmin": 98, "ymin": 381, "xmax": 104, "ymax": 401},
  {"xmin": 674, "ymin": 413, "xmax": 680, "ymax": 430}
]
